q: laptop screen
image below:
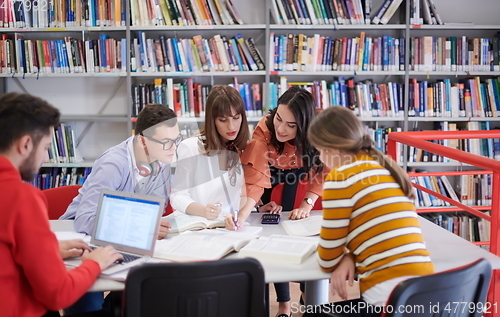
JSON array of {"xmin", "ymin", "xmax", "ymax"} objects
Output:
[{"xmin": 94, "ymin": 192, "xmax": 161, "ymax": 251}]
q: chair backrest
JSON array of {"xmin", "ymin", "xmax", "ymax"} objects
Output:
[
  {"xmin": 42, "ymin": 185, "xmax": 82, "ymax": 220},
  {"xmin": 124, "ymin": 258, "xmax": 265, "ymax": 317},
  {"xmin": 270, "ymin": 182, "xmax": 323, "ymax": 210},
  {"xmin": 385, "ymin": 258, "xmax": 492, "ymax": 317}
]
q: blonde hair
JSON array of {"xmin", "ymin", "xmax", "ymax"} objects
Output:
[{"xmin": 307, "ymin": 106, "xmax": 415, "ymax": 200}]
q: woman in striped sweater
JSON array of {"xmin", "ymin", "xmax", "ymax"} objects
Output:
[{"xmin": 307, "ymin": 106, "xmax": 434, "ymax": 312}]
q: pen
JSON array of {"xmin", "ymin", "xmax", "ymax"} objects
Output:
[{"xmin": 233, "ymin": 209, "xmax": 239, "ymax": 229}]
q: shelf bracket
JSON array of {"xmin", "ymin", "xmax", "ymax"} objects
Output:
[
  {"xmin": 12, "ymin": 77, "xmax": 30, "ymax": 94},
  {"xmin": 77, "ymin": 77, "xmax": 126, "ymax": 146}
]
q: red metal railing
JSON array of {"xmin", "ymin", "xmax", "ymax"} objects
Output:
[{"xmin": 387, "ymin": 130, "xmax": 500, "ymax": 314}]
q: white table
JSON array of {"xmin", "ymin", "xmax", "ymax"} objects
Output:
[{"xmin": 51, "ymin": 212, "xmax": 500, "ymax": 307}]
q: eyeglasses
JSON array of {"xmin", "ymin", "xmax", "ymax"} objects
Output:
[{"xmin": 142, "ymin": 134, "xmax": 183, "ymax": 150}]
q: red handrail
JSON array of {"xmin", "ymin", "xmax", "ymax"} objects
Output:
[{"xmin": 388, "ymin": 130, "xmax": 500, "ymax": 315}]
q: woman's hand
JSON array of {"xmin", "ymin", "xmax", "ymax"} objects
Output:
[
  {"xmin": 258, "ymin": 201, "xmax": 282, "ymax": 214},
  {"xmin": 330, "ymin": 254, "xmax": 355, "ymax": 301},
  {"xmin": 288, "ymin": 207, "xmax": 310, "ymax": 220},
  {"xmin": 205, "ymin": 201, "xmax": 223, "ymax": 220},
  {"xmin": 224, "ymin": 214, "xmax": 242, "ymax": 231}
]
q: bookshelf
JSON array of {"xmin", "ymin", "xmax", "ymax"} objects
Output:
[{"xmin": 0, "ymin": 0, "xmax": 498, "ymax": 185}]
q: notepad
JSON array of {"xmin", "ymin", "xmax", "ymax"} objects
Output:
[
  {"xmin": 281, "ymin": 215, "xmax": 323, "ymax": 236},
  {"xmin": 153, "ymin": 230, "xmax": 259, "ymax": 262},
  {"xmin": 238, "ymin": 235, "xmax": 319, "ymax": 264}
]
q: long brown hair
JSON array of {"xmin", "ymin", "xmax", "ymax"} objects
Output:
[
  {"xmin": 307, "ymin": 106, "xmax": 415, "ymax": 200},
  {"xmin": 200, "ymin": 85, "xmax": 249, "ymax": 154},
  {"xmin": 266, "ymin": 87, "xmax": 322, "ymax": 174}
]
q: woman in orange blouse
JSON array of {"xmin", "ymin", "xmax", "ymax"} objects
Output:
[{"xmin": 226, "ymin": 87, "xmax": 328, "ymax": 317}]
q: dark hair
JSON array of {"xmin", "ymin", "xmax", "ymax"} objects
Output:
[
  {"xmin": 135, "ymin": 104, "xmax": 177, "ymax": 136},
  {"xmin": 0, "ymin": 92, "xmax": 60, "ymax": 152},
  {"xmin": 266, "ymin": 87, "xmax": 322, "ymax": 174},
  {"xmin": 200, "ymin": 85, "xmax": 249, "ymax": 154},
  {"xmin": 308, "ymin": 106, "xmax": 415, "ymax": 200}
]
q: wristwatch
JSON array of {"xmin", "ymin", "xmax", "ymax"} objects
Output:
[{"xmin": 303, "ymin": 198, "xmax": 313, "ymax": 206}]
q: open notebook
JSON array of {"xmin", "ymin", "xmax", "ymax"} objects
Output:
[
  {"xmin": 154, "ymin": 229, "xmax": 259, "ymax": 261},
  {"xmin": 163, "ymin": 210, "xmax": 249, "ymax": 233}
]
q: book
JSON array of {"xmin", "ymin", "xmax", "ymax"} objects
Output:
[
  {"xmin": 238, "ymin": 234, "xmax": 318, "ymax": 264},
  {"xmin": 281, "ymin": 215, "xmax": 323, "ymax": 236},
  {"xmin": 163, "ymin": 210, "xmax": 249, "ymax": 233},
  {"xmin": 153, "ymin": 230, "xmax": 259, "ymax": 261}
]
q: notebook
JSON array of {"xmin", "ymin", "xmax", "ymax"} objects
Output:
[{"xmin": 90, "ymin": 189, "xmax": 165, "ymax": 275}]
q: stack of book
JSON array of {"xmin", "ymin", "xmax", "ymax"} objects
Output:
[
  {"xmin": 130, "ymin": 0, "xmax": 244, "ymax": 26},
  {"xmin": 270, "ymin": 76, "xmax": 404, "ymax": 117},
  {"xmin": 0, "ymin": 0, "xmax": 127, "ymax": 28},
  {"xmin": 422, "ymin": 212, "xmax": 490, "ymax": 244},
  {"xmin": 132, "ymin": 32, "xmax": 265, "ymax": 73},
  {"xmin": 408, "ymin": 77, "xmax": 500, "ymax": 118},
  {"xmin": 407, "ymin": 123, "xmax": 500, "ymax": 163},
  {"xmin": 409, "ymin": 35, "xmax": 500, "ymax": 72},
  {"xmin": 132, "ymin": 79, "xmax": 262, "ymax": 118},
  {"xmin": 48, "ymin": 124, "xmax": 83, "ymax": 164},
  {"xmin": 0, "ymin": 34, "xmax": 127, "ymax": 74},
  {"xmin": 269, "ymin": 32, "xmax": 405, "ymax": 72},
  {"xmin": 30, "ymin": 167, "xmax": 92, "ymax": 190}
]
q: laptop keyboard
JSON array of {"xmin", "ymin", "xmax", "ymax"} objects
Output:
[{"xmin": 90, "ymin": 246, "xmax": 141, "ymax": 263}]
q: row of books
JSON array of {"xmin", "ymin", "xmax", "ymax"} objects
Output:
[
  {"xmin": 132, "ymin": 79, "xmax": 263, "ymax": 118},
  {"xmin": 48, "ymin": 124, "xmax": 83, "ymax": 164},
  {"xmin": 0, "ymin": 35, "xmax": 127, "ymax": 74},
  {"xmin": 271, "ymin": 0, "xmax": 443, "ymax": 26},
  {"xmin": 132, "ymin": 32, "xmax": 265, "ymax": 73},
  {"xmin": 269, "ymin": 32, "xmax": 405, "ymax": 72},
  {"xmin": 411, "ymin": 174, "xmax": 492, "ymax": 208},
  {"xmin": 409, "ymin": 0, "xmax": 443, "ymax": 25},
  {"xmin": 0, "ymin": 0, "xmax": 244, "ymax": 28},
  {"xmin": 131, "ymin": 0, "xmax": 243, "ymax": 26},
  {"xmin": 0, "ymin": 0, "xmax": 126, "ymax": 28},
  {"xmin": 30, "ymin": 167, "xmax": 92, "ymax": 190},
  {"xmin": 407, "ymin": 122, "xmax": 500, "ymax": 163},
  {"xmin": 273, "ymin": 76, "xmax": 405, "ymax": 117},
  {"xmin": 408, "ymin": 77, "xmax": 500, "ymax": 118},
  {"xmin": 422, "ymin": 212, "xmax": 490, "ymax": 244},
  {"xmin": 409, "ymin": 35, "xmax": 500, "ymax": 72}
]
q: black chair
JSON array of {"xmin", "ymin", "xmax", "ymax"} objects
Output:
[
  {"xmin": 385, "ymin": 258, "xmax": 492, "ymax": 317},
  {"xmin": 124, "ymin": 258, "xmax": 266, "ymax": 317},
  {"xmin": 312, "ymin": 258, "xmax": 492, "ymax": 317}
]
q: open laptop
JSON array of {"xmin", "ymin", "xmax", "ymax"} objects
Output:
[{"xmin": 90, "ymin": 189, "xmax": 165, "ymax": 275}]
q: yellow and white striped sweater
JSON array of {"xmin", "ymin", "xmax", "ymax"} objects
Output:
[{"xmin": 317, "ymin": 153, "xmax": 434, "ymax": 294}]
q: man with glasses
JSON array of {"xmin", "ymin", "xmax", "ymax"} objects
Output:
[{"xmin": 60, "ymin": 104, "xmax": 181, "ymax": 238}]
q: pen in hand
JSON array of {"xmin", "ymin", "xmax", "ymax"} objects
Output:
[{"xmin": 233, "ymin": 209, "xmax": 239, "ymax": 230}]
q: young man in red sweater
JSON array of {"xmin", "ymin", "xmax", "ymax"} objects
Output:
[{"xmin": 0, "ymin": 92, "xmax": 122, "ymax": 317}]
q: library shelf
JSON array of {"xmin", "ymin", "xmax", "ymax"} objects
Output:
[
  {"xmin": 416, "ymin": 205, "xmax": 492, "ymax": 213},
  {"xmin": 0, "ymin": 73, "xmax": 127, "ymax": 78},
  {"xmin": 410, "ymin": 24, "xmax": 500, "ymax": 30},
  {"xmin": 0, "ymin": 26, "xmax": 128, "ymax": 32},
  {"xmin": 408, "ymin": 117, "xmax": 500, "ymax": 122},
  {"xmin": 270, "ymin": 71, "xmax": 406, "ymax": 76},
  {"xmin": 130, "ymin": 24, "xmax": 267, "ymax": 31},
  {"xmin": 130, "ymin": 71, "xmax": 267, "ymax": 77},
  {"xmin": 41, "ymin": 161, "xmax": 95, "ymax": 168},
  {"xmin": 269, "ymin": 24, "xmax": 407, "ymax": 30}
]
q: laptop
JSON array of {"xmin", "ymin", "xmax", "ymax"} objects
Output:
[{"xmin": 90, "ymin": 189, "xmax": 165, "ymax": 275}]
